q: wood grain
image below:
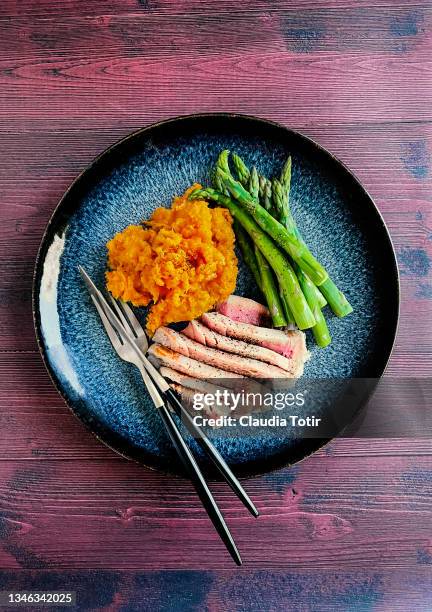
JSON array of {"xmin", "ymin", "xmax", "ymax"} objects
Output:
[
  {"xmin": 0, "ymin": 456, "xmax": 431, "ymax": 570},
  {"xmin": 0, "ymin": 0, "xmax": 431, "ymax": 603},
  {"xmin": 0, "ymin": 569, "xmax": 429, "ymax": 611},
  {"xmin": 0, "ymin": 0, "xmax": 429, "ymax": 18},
  {"xmin": 0, "ymin": 5, "xmax": 431, "ymax": 131},
  {"xmin": 1, "ymin": 6, "xmax": 430, "ymax": 58},
  {"xmin": 1, "ymin": 52, "xmax": 431, "ymax": 130}
]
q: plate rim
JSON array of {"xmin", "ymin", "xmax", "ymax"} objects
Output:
[{"xmin": 32, "ymin": 112, "xmax": 401, "ymax": 479}]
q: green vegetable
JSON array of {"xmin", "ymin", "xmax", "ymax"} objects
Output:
[
  {"xmin": 189, "ymin": 187, "xmax": 316, "ymax": 330},
  {"xmin": 233, "ymin": 160, "xmax": 287, "ymax": 327},
  {"xmin": 295, "ymin": 264, "xmax": 331, "ymax": 348},
  {"xmin": 234, "ymin": 220, "xmax": 262, "ymax": 291},
  {"xmin": 248, "ymin": 166, "xmax": 259, "ymax": 202},
  {"xmin": 280, "ymin": 156, "xmax": 292, "ymax": 201},
  {"xmin": 279, "ymin": 155, "xmax": 352, "ymax": 318},
  {"xmin": 216, "ymin": 167, "xmax": 328, "ymax": 286},
  {"xmin": 216, "ymin": 149, "xmax": 231, "ymax": 175},
  {"xmin": 280, "ymin": 292, "xmax": 296, "ymax": 326},
  {"xmin": 271, "ymin": 165, "xmax": 330, "ymax": 344},
  {"xmin": 272, "ymin": 178, "xmax": 291, "ymax": 229},
  {"xmin": 231, "ymin": 158, "xmax": 286, "ymax": 324},
  {"xmin": 319, "ymin": 276, "xmax": 353, "ymax": 317},
  {"xmin": 231, "ymin": 152, "xmax": 250, "ymax": 187},
  {"xmin": 311, "ymin": 282, "xmax": 327, "ymax": 309},
  {"xmin": 259, "ymin": 175, "xmax": 273, "ymax": 212},
  {"xmin": 254, "ymin": 246, "xmax": 287, "ymax": 327}
]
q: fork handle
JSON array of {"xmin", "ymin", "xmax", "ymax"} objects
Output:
[
  {"xmin": 156, "ymin": 400, "xmax": 242, "ymax": 566},
  {"xmin": 163, "ymin": 388, "xmax": 258, "ymax": 518},
  {"xmin": 134, "ymin": 366, "xmax": 241, "ymax": 565}
]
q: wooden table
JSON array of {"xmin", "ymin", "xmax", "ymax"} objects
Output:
[{"xmin": 1, "ymin": 1, "xmax": 431, "ymax": 609}]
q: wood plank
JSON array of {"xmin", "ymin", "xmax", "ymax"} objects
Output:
[
  {"xmin": 0, "ymin": 456, "xmax": 430, "ymax": 569},
  {"xmin": 0, "ymin": 568, "xmax": 430, "ymax": 611},
  {"xmin": 0, "ymin": 0, "xmax": 430, "ymax": 600},
  {"xmin": 0, "ymin": 568, "xmax": 429, "ymax": 611},
  {"xmin": 0, "ymin": 50, "xmax": 430, "ymax": 128},
  {"xmin": 1, "ymin": 6, "xmax": 430, "ymax": 58},
  {"xmin": 1, "ymin": 1, "xmax": 429, "ymax": 20},
  {"xmin": 0, "ymin": 3, "xmax": 429, "ymax": 130}
]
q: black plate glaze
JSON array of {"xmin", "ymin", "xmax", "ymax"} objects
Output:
[{"xmin": 32, "ymin": 114, "xmax": 400, "ymax": 478}]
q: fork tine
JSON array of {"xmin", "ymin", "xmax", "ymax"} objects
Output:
[
  {"xmin": 108, "ymin": 295, "xmax": 134, "ymax": 334},
  {"xmin": 91, "ymin": 295, "xmax": 123, "ymax": 351},
  {"xmin": 118, "ymin": 300, "xmax": 146, "ymax": 338}
]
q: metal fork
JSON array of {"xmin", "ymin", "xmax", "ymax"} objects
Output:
[
  {"xmin": 79, "ymin": 267, "xmax": 258, "ymax": 519},
  {"xmin": 79, "ymin": 268, "xmax": 247, "ymax": 565},
  {"xmin": 107, "ymin": 297, "xmax": 259, "ymax": 513}
]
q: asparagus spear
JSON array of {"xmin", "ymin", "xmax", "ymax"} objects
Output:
[
  {"xmin": 280, "ymin": 292, "xmax": 296, "ymax": 326},
  {"xmin": 231, "ymin": 152, "xmax": 250, "ymax": 187},
  {"xmin": 319, "ymin": 277, "xmax": 353, "ymax": 317},
  {"xmin": 272, "ymin": 178, "xmax": 292, "ymax": 229},
  {"xmin": 272, "ymin": 174, "xmax": 326, "ymax": 309},
  {"xmin": 237, "ymin": 163, "xmax": 286, "ymax": 327},
  {"xmin": 272, "ymin": 169, "xmax": 331, "ymax": 345},
  {"xmin": 259, "ymin": 175, "xmax": 273, "ymax": 212},
  {"xmin": 295, "ymin": 264, "xmax": 331, "ymax": 347},
  {"xmin": 279, "ymin": 156, "xmax": 352, "ymax": 317},
  {"xmin": 189, "ymin": 187, "xmax": 316, "ymax": 330},
  {"xmin": 216, "ymin": 167, "xmax": 328, "ymax": 286},
  {"xmin": 311, "ymin": 282, "xmax": 327, "ymax": 309},
  {"xmin": 280, "ymin": 156, "xmax": 292, "ymax": 203},
  {"xmin": 247, "ymin": 166, "xmax": 286, "ymax": 325},
  {"xmin": 231, "ymin": 155, "xmax": 287, "ymax": 325},
  {"xmin": 216, "ymin": 149, "xmax": 231, "ymax": 175},
  {"xmin": 230, "ymin": 158, "xmax": 286, "ymax": 325},
  {"xmin": 233, "ymin": 220, "xmax": 263, "ymax": 292},
  {"xmin": 254, "ymin": 246, "xmax": 287, "ymax": 327},
  {"xmin": 248, "ymin": 166, "xmax": 259, "ymax": 201}
]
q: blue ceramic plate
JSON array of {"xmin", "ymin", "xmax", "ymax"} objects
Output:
[{"xmin": 33, "ymin": 114, "xmax": 399, "ymax": 477}]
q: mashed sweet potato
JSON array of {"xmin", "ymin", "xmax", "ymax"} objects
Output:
[{"xmin": 106, "ymin": 185, "xmax": 238, "ymax": 335}]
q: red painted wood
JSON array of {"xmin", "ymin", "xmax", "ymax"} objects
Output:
[
  {"xmin": 0, "ymin": 0, "xmax": 431, "ymax": 605},
  {"xmin": 1, "ymin": 6, "xmax": 430, "ymax": 58},
  {"xmin": 0, "ymin": 52, "xmax": 431, "ymax": 130},
  {"xmin": 0, "ymin": 569, "xmax": 428, "ymax": 611},
  {"xmin": 0, "ymin": 0, "xmax": 428, "ymax": 19},
  {"xmin": 0, "ymin": 456, "xmax": 431, "ymax": 570}
]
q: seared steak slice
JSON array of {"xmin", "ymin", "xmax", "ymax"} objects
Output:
[
  {"xmin": 153, "ymin": 327, "xmax": 292, "ymax": 378},
  {"xmin": 217, "ymin": 295, "xmax": 270, "ymax": 326},
  {"xmin": 147, "ymin": 343, "xmax": 244, "ymax": 387},
  {"xmin": 201, "ymin": 312, "xmax": 309, "ymax": 362},
  {"xmin": 183, "ymin": 319, "xmax": 302, "ymax": 376},
  {"xmin": 160, "ymin": 366, "xmax": 229, "ymax": 396}
]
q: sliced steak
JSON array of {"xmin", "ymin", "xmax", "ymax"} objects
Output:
[
  {"xmin": 147, "ymin": 343, "xmax": 244, "ymax": 388},
  {"xmin": 201, "ymin": 312, "xmax": 309, "ymax": 362},
  {"xmin": 153, "ymin": 326, "xmax": 291, "ymax": 378},
  {"xmin": 217, "ymin": 295, "xmax": 270, "ymax": 326},
  {"xmin": 183, "ymin": 319, "xmax": 302, "ymax": 376},
  {"xmin": 160, "ymin": 366, "xmax": 229, "ymax": 396}
]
